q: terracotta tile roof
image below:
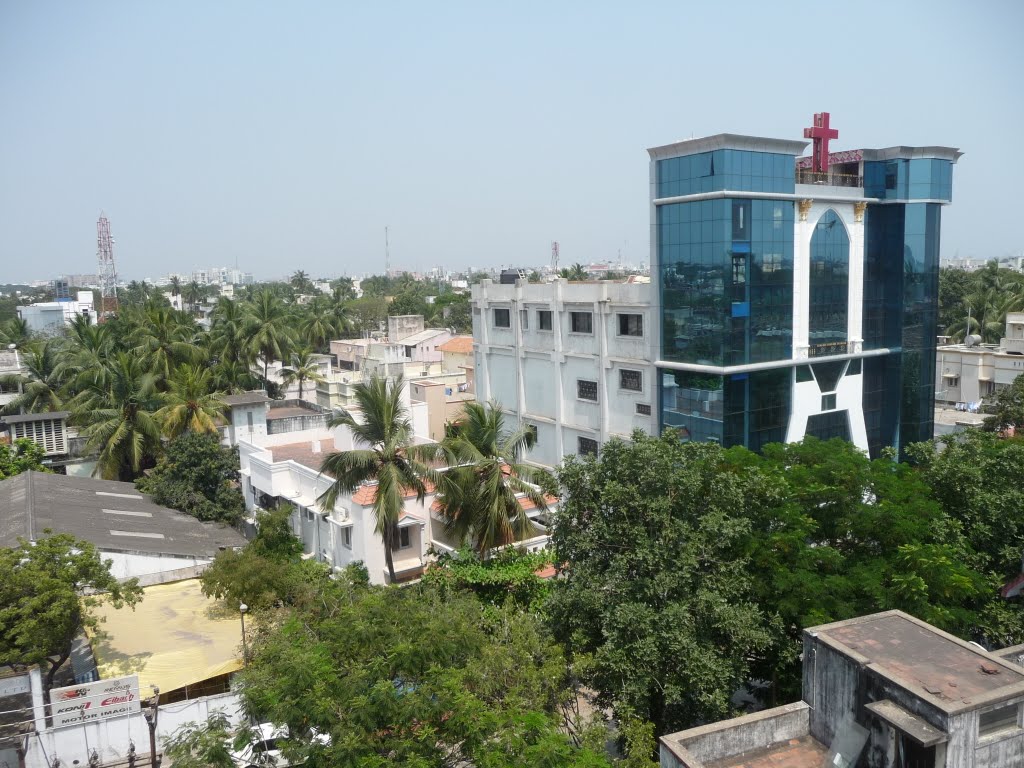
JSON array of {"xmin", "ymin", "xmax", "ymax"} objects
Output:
[
  {"xmin": 429, "ymin": 493, "xmax": 556, "ymax": 513},
  {"xmin": 438, "ymin": 335, "xmax": 473, "ymax": 354},
  {"xmin": 351, "ymin": 480, "xmax": 435, "ymax": 506},
  {"xmin": 534, "ymin": 564, "xmax": 557, "ymax": 580}
]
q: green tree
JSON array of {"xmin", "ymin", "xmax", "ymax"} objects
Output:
[
  {"xmin": 981, "ymin": 375, "xmax": 1024, "ymax": 433},
  {"xmin": 71, "ymin": 352, "xmax": 164, "ymax": 480},
  {"xmin": 347, "ymin": 295, "xmax": 387, "ymax": 334},
  {"xmin": 330, "ymin": 277, "xmax": 356, "ymax": 302},
  {"xmin": 236, "ymin": 579, "xmax": 617, "ymax": 767},
  {"xmin": 388, "ymin": 290, "xmax": 428, "ymax": 318},
  {"xmin": 162, "ymin": 711, "xmax": 237, "ymax": 768},
  {"xmin": 0, "ymin": 339, "xmax": 68, "ymax": 415},
  {"xmin": 130, "ymin": 306, "xmax": 203, "ymax": 384},
  {"xmin": 0, "ymin": 533, "xmax": 143, "ymax": 702},
  {"xmin": 0, "ymin": 438, "xmax": 48, "ymax": 479},
  {"xmin": 157, "ymin": 363, "xmax": 228, "ymax": 438},
  {"xmin": 200, "ymin": 506, "xmax": 326, "ymax": 611},
  {"xmin": 168, "ymin": 275, "xmax": 182, "ymax": 298},
  {"xmin": 549, "ymin": 432, "xmax": 779, "ymax": 736},
  {"xmin": 279, "ymin": 347, "xmax": 326, "ymax": 401},
  {"xmin": 430, "ymin": 291, "xmax": 471, "ymax": 333},
  {"xmin": 422, "ymin": 548, "xmax": 552, "ymax": 611},
  {"xmin": 137, "ymin": 431, "xmax": 244, "ymax": 523},
  {"xmin": 296, "ymin": 296, "xmax": 338, "ymax": 353},
  {"xmin": 289, "ymin": 270, "xmax": 315, "ymax": 294},
  {"xmin": 435, "ymin": 400, "xmax": 552, "ymax": 555},
  {"xmin": 318, "ymin": 374, "xmax": 436, "ymax": 583},
  {"xmin": 559, "ymin": 263, "xmax": 588, "ymax": 281},
  {"xmin": 244, "ymin": 289, "xmax": 293, "ymax": 381}
]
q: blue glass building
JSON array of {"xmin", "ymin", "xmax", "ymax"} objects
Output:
[{"xmin": 651, "ymin": 132, "xmax": 960, "ymax": 457}]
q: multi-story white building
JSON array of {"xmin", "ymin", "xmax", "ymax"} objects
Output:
[
  {"xmin": 472, "ymin": 278, "xmax": 656, "ymax": 467},
  {"xmin": 17, "ymin": 291, "xmax": 97, "ymax": 334}
]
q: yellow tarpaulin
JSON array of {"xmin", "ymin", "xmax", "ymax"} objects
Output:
[{"xmin": 90, "ymin": 579, "xmax": 244, "ymax": 695}]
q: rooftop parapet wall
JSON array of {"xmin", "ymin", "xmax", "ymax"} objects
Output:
[{"xmin": 660, "ymin": 702, "xmax": 812, "ymax": 768}]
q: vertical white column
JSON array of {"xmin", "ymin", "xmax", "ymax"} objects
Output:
[
  {"xmin": 792, "ymin": 200, "xmax": 813, "ymax": 358},
  {"xmin": 847, "ymin": 202, "xmax": 867, "ymax": 352}
]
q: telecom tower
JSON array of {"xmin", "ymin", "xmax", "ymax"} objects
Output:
[{"xmin": 96, "ymin": 214, "xmax": 118, "ymax": 315}]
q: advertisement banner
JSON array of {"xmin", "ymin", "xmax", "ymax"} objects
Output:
[
  {"xmin": 48, "ymin": 675, "xmax": 142, "ymax": 727},
  {"xmin": 0, "ymin": 674, "xmax": 30, "ymax": 697}
]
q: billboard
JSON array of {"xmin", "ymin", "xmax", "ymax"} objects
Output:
[{"xmin": 48, "ymin": 675, "xmax": 142, "ymax": 727}]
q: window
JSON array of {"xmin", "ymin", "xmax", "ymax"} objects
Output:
[
  {"xmin": 578, "ymin": 437, "xmax": 599, "ymax": 456},
  {"xmin": 618, "ymin": 313, "xmax": 643, "ymax": 337},
  {"xmin": 980, "ymin": 704, "xmax": 1019, "ymax": 737},
  {"xmin": 537, "ymin": 310, "xmax": 553, "ymax": 331},
  {"xmin": 493, "ymin": 308, "xmax": 510, "ymax": 328},
  {"xmin": 525, "ymin": 423, "xmax": 539, "ymax": 445},
  {"xmin": 570, "ymin": 311, "xmax": 593, "ymax": 334},
  {"xmin": 822, "ymin": 394, "xmax": 837, "ymax": 411},
  {"xmin": 246, "ymin": 411, "xmax": 254, "ymax": 431},
  {"xmin": 635, "ymin": 403, "xmax": 652, "ymax": 416},
  {"xmin": 577, "ymin": 379, "xmax": 598, "ymax": 402},
  {"xmin": 620, "ymin": 369, "xmax": 642, "ymax": 392},
  {"xmin": 520, "ymin": 309, "xmax": 529, "ymax": 330},
  {"xmin": 795, "ymin": 365, "xmax": 814, "ymax": 383},
  {"xmin": 399, "ymin": 526, "xmax": 411, "ymax": 549},
  {"xmin": 342, "ymin": 527, "xmax": 352, "ymax": 549}
]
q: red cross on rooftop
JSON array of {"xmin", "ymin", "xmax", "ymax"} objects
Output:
[{"xmin": 803, "ymin": 112, "xmax": 839, "ymax": 173}]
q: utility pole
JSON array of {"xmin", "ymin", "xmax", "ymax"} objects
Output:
[
  {"xmin": 385, "ymin": 226, "xmax": 390, "ymax": 276},
  {"xmin": 143, "ymin": 687, "xmax": 161, "ymax": 768}
]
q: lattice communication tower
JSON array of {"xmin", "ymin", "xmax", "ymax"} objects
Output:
[{"xmin": 96, "ymin": 214, "xmax": 118, "ymax": 315}]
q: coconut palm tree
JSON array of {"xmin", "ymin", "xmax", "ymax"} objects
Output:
[
  {"xmin": 434, "ymin": 400, "xmax": 552, "ymax": 556},
  {"xmin": 244, "ymin": 289, "xmax": 293, "ymax": 382},
  {"xmin": 0, "ymin": 317, "xmax": 30, "ymax": 349},
  {"xmin": 318, "ymin": 374, "xmax": 436, "ymax": 583},
  {"xmin": 298, "ymin": 296, "xmax": 339, "ymax": 353},
  {"xmin": 290, "ymin": 270, "xmax": 315, "ymax": 294},
  {"xmin": 71, "ymin": 353, "xmax": 163, "ymax": 480},
  {"xmin": 169, "ymin": 275, "xmax": 182, "ymax": 298},
  {"xmin": 209, "ymin": 297, "xmax": 250, "ymax": 366},
  {"xmin": 157, "ymin": 364, "xmax": 228, "ymax": 438},
  {"xmin": 559, "ymin": 263, "xmax": 588, "ymax": 281},
  {"xmin": 131, "ymin": 307, "xmax": 204, "ymax": 384},
  {"xmin": 280, "ymin": 347, "xmax": 327, "ymax": 401},
  {"xmin": 1, "ymin": 339, "xmax": 69, "ymax": 415}
]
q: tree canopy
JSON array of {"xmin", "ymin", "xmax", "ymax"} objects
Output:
[{"xmin": 0, "ymin": 438, "xmax": 47, "ymax": 479}]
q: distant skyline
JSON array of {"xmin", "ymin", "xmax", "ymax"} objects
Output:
[{"xmin": 2, "ymin": 1, "xmax": 1022, "ymax": 282}]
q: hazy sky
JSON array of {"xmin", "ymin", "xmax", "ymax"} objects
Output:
[{"xmin": 1, "ymin": 0, "xmax": 1021, "ymax": 282}]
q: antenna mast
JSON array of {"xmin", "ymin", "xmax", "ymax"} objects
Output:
[
  {"xmin": 385, "ymin": 226, "xmax": 390, "ymax": 275},
  {"xmin": 96, "ymin": 214, "xmax": 118, "ymax": 316}
]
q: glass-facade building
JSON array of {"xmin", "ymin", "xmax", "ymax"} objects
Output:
[{"xmin": 652, "ymin": 134, "xmax": 960, "ymax": 457}]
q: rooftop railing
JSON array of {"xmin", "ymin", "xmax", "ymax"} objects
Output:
[{"xmin": 796, "ymin": 169, "xmax": 863, "ymax": 188}]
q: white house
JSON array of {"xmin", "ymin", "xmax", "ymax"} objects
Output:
[{"xmin": 935, "ymin": 312, "xmax": 1024, "ymax": 406}]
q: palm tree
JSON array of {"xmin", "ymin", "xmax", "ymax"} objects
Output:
[
  {"xmin": 169, "ymin": 275, "xmax": 182, "ymax": 298},
  {"xmin": 157, "ymin": 364, "xmax": 228, "ymax": 438},
  {"xmin": 244, "ymin": 289, "xmax": 293, "ymax": 382},
  {"xmin": 318, "ymin": 374, "xmax": 436, "ymax": 583},
  {"xmin": 280, "ymin": 347, "xmax": 327, "ymax": 401},
  {"xmin": 290, "ymin": 270, "xmax": 315, "ymax": 294},
  {"xmin": 183, "ymin": 280, "xmax": 204, "ymax": 313},
  {"xmin": 0, "ymin": 317, "xmax": 30, "ymax": 349},
  {"xmin": 1, "ymin": 339, "xmax": 69, "ymax": 415},
  {"xmin": 434, "ymin": 401, "xmax": 552, "ymax": 556},
  {"xmin": 131, "ymin": 307, "xmax": 204, "ymax": 384},
  {"xmin": 298, "ymin": 296, "xmax": 339, "ymax": 353},
  {"xmin": 209, "ymin": 297, "xmax": 249, "ymax": 365},
  {"xmin": 71, "ymin": 353, "xmax": 163, "ymax": 480},
  {"xmin": 559, "ymin": 263, "xmax": 588, "ymax": 281}
]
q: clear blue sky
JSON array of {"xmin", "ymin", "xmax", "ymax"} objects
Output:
[{"xmin": 1, "ymin": 0, "xmax": 1021, "ymax": 281}]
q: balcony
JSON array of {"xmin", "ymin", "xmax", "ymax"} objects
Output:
[
  {"xmin": 795, "ymin": 169, "xmax": 863, "ymax": 188},
  {"xmin": 794, "ymin": 340, "xmax": 863, "ymax": 360}
]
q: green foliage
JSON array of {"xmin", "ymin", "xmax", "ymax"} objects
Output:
[
  {"xmin": 430, "ymin": 291, "xmax": 472, "ymax": 332},
  {"xmin": 235, "ymin": 578, "xmax": 616, "ymax": 767},
  {"xmin": 162, "ymin": 711, "xmax": 237, "ymax": 768},
  {"xmin": 423, "ymin": 548, "xmax": 553, "ymax": 611},
  {"xmin": 0, "ymin": 533, "xmax": 142, "ymax": 697},
  {"xmin": 550, "ymin": 431, "xmax": 780, "ymax": 736},
  {"xmin": 0, "ymin": 438, "xmax": 48, "ymax": 479},
  {"xmin": 137, "ymin": 431, "xmax": 244, "ymax": 523},
  {"xmin": 388, "ymin": 289, "xmax": 429, "ymax": 317},
  {"xmin": 940, "ymin": 261, "xmax": 1024, "ymax": 343},
  {"xmin": 982, "ymin": 374, "xmax": 1024, "ymax": 433}
]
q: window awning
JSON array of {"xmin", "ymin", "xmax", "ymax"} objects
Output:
[{"xmin": 865, "ymin": 700, "xmax": 947, "ymax": 747}]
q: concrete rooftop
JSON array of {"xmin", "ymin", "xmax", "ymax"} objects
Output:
[{"xmin": 705, "ymin": 736, "xmax": 828, "ymax": 768}]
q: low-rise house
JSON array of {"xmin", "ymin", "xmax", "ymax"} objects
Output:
[
  {"xmin": 936, "ymin": 312, "xmax": 1024, "ymax": 407},
  {"xmin": 661, "ymin": 610, "xmax": 1024, "ymax": 768}
]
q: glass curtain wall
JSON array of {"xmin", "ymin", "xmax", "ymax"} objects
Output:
[{"xmin": 808, "ymin": 209, "xmax": 850, "ymax": 356}]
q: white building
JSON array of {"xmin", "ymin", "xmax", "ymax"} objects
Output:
[
  {"xmin": 233, "ymin": 384, "xmax": 551, "ymax": 585},
  {"xmin": 17, "ymin": 291, "xmax": 97, "ymax": 334},
  {"xmin": 935, "ymin": 312, "xmax": 1024, "ymax": 406},
  {"xmin": 471, "ymin": 277, "xmax": 656, "ymax": 467}
]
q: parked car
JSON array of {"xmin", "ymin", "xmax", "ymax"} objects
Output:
[{"xmin": 230, "ymin": 723, "xmax": 330, "ymax": 768}]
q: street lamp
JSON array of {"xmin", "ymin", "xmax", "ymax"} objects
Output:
[{"xmin": 239, "ymin": 603, "xmax": 249, "ymax": 666}]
